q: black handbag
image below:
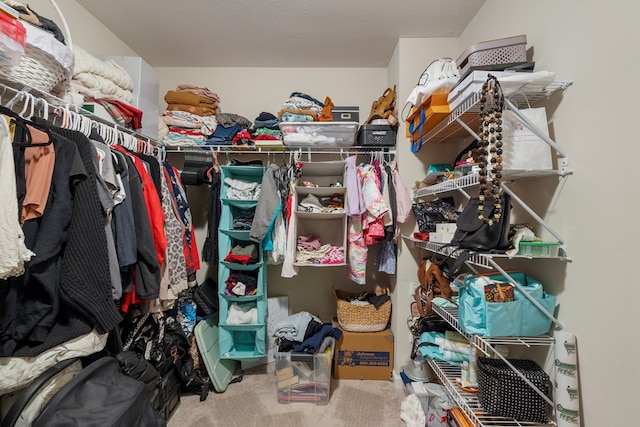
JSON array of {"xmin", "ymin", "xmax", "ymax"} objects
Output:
[
  {"xmin": 411, "ymin": 197, "xmax": 458, "ymax": 233},
  {"xmin": 477, "ymin": 357, "xmax": 551, "ymax": 423},
  {"xmin": 452, "ymin": 193, "xmax": 511, "ymax": 251}
]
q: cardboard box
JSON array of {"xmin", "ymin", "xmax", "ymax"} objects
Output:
[
  {"xmin": 405, "ymin": 93, "xmax": 450, "ymax": 139},
  {"xmin": 333, "ymin": 322, "xmax": 393, "ymax": 380}
]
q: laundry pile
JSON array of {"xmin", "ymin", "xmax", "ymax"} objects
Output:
[
  {"xmin": 224, "ymin": 271, "xmax": 258, "ymax": 297},
  {"xmin": 223, "ymin": 242, "xmax": 260, "ymax": 265},
  {"xmin": 248, "ymin": 112, "xmax": 283, "ymax": 150},
  {"xmin": 273, "ymin": 311, "xmax": 342, "ymax": 354},
  {"xmin": 295, "ymin": 234, "xmax": 345, "ymax": 265},
  {"xmin": 297, "ymin": 193, "xmax": 345, "ymax": 214}
]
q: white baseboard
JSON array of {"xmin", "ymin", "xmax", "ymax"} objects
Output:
[{"xmin": 392, "ymin": 370, "xmax": 404, "ymax": 389}]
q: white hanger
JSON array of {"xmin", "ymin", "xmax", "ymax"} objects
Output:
[
  {"xmin": 17, "ymin": 92, "xmax": 35, "ymax": 119},
  {"xmin": 36, "ymin": 97, "xmax": 50, "ymax": 122}
]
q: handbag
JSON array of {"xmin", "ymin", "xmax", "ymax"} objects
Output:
[
  {"xmin": 411, "ymin": 197, "xmax": 458, "ymax": 233},
  {"xmin": 404, "ymin": 58, "xmax": 460, "ymax": 108},
  {"xmin": 452, "ymin": 193, "xmax": 511, "ymax": 252},
  {"xmin": 477, "ymin": 357, "xmax": 551, "ymax": 423}
]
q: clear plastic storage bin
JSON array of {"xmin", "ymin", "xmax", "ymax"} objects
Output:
[
  {"xmin": 275, "ymin": 338, "xmax": 334, "ymax": 405},
  {"xmin": 518, "ymin": 241, "xmax": 560, "ymax": 257},
  {"xmin": 280, "ymin": 122, "xmax": 358, "ymax": 147}
]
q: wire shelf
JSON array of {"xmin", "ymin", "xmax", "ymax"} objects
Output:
[
  {"xmin": 166, "ymin": 144, "xmax": 396, "ymax": 156},
  {"xmin": 412, "ymin": 169, "xmax": 570, "ymax": 199},
  {"xmin": 427, "ymin": 359, "xmax": 554, "ymax": 427},
  {"xmin": 423, "ymin": 80, "xmax": 571, "ymax": 144}
]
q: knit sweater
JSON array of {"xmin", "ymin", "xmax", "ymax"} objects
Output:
[{"xmin": 43, "ymin": 124, "xmax": 123, "ymax": 334}]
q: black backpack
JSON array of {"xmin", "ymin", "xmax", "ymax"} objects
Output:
[{"xmin": 32, "ymin": 357, "xmax": 165, "ymax": 427}]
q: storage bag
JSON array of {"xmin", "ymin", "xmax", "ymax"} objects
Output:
[
  {"xmin": 458, "ymin": 272, "xmax": 556, "ymax": 337},
  {"xmin": 477, "ymin": 357, "xmax": 550, "ymax": 423}
]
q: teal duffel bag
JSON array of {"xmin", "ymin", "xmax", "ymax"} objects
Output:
[{"xmin": 457, "ymin": 272, "xmax": 556, "ymax": 337}]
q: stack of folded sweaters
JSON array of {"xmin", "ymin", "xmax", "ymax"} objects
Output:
[{"xmin": 160, "ymin": 84, "xmax": 220, "ymax": 146}]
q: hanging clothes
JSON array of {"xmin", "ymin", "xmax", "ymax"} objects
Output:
[
  {"xmin": 0, "ymin": 116, "xmax": 34, "ymax": 279},
  {"xmin": 202, "ymin": 168, "xmax": 221, "ymax": 264}
]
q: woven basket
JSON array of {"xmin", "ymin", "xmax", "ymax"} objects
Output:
[
  {"xmin": 0, "ymin": 8, "xmax": 73, "ymax": 94},
  {"xmin": 334, "ymin": 288, "xmax": 391, "ymax": 332},
  {"xmin": 1, "ymin": 45, "xmax": 66, "ymax": 92}
]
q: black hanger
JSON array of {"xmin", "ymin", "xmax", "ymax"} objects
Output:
[{"xmin": 0, "ymin": 105, "xmax": 54, "ymax": 147}]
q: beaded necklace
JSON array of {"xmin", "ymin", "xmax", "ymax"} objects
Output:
[{"xmin": 477, "ymin": 75, "xmax": 504, "ymax": 225}]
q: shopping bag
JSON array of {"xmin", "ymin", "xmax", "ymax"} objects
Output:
[{"xmin": 501, "ymin": 107, "xmax": 553, "ymax": 170}]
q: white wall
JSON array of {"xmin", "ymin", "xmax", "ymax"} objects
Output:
[
  {"xmin": 156, "ymin": 67, "xmax": 387, "ymax": 124},
  {"xmin": 460, "ymin": 1, "xmax": 639, "ymax": 425},
  {"xmin": 32, "ymin": 0, "xmax": 137, "ymax": 56}
]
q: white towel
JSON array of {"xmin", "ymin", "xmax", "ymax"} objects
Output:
[{"xmin": 226, "ymin": 303, "xmax": 258, "ymax": 325}]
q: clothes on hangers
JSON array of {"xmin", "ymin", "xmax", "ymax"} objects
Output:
[{"xmin": 0, "ymin": 116, "xmax": 34, "ymax": 280}]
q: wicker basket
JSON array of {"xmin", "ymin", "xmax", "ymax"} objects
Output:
[
  {"xmin": 0, "ymin": 11, "xmax": 73, "ymax": 94},
  {"xmin": 334, "ymin": 288, "xmax": 391, "ymax": 332}
]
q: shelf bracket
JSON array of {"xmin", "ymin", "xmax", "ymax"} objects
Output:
[{"xmin": 454, "ymin": 117, "xmax": 481, "ymax": 140}]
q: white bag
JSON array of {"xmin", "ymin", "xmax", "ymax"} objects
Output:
[
  {"xmin": 405, "ymin": 58, "xmax": 460, "ymax": 108},
  {"xmin": 424, "ymin": 383, "xmax": 452, "ymax": 427},
  {"xmin": 501, "ymin": 107, "xmax": 553, "ymax": 171}
]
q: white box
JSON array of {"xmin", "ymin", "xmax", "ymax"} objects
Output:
[
  {"xmin": 447, "ymin": 70, "xmax": 518, "ymax": 111},
  {"xmin": 429, "ymin": 232, "xmax": 454, "ymax": 244},
  {"xmin": 436, "ymin": 223, "xmax": 457, "ymax": 234}
]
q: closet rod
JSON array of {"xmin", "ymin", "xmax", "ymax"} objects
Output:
[
  {"xmin": 166, "ymin": 146, "xmax": 397, "ymax": 156},
  {"xmin": 0, "ymin": 77, "xmax": 158, "ymax": 150}
]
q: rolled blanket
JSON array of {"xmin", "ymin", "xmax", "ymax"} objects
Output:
[{"xmin": 73, "ymin": 45, "xmax": 134, "ymax": 91}]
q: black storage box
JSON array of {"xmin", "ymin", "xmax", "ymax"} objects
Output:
[
  {"xmin": 357, "ymin": 124, "xmax": 396, "ymax": 146},
  {"xmin": 332, "ymin": 106, "xmax": 359, "ymax": 122}
]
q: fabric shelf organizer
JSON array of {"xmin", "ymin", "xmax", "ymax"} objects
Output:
[{"xmin": 217, "ymin": 165, "xmax": 267, "ymax": 361}]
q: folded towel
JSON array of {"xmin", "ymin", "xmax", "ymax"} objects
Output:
[
  {"xmin": 165, "ymin": 90, "xmax": 216, "ymax": 107},
  {"xmin": 176, "ymin": 84, "xmax": 221, "ymax": 103},
  {"xmin": 226, "ymin": 303, "xmax": 258, "ymax": 325}
]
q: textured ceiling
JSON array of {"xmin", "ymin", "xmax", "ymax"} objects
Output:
[{"xmin": 76, "ymin": 0, "xmax": 486, "ymax": 68}]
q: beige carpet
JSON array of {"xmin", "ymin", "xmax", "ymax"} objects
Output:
[{"xmin": 168, "ymin": 363, "xmax": 407, "ymax": 427}]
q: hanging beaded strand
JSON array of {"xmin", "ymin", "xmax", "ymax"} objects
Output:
[{"xmin": 477, "ymin": 75, "xmax": 505, "ymax": 225}]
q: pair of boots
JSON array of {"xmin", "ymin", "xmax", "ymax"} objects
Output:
[{"xmin": 366, "ymin": 85, "xmax": 398, "ymax": 126}]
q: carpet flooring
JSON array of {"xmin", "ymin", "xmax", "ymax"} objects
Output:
[{"xmin": 168, "ymin": 363, "xmax": 407, "ymax": 427}]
